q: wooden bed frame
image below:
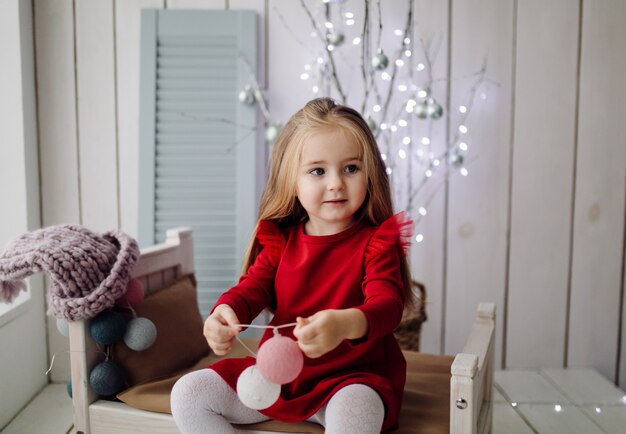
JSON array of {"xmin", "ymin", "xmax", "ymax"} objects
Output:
[{"xmin": 69, "ymin": 228, "xmax": 495, "ymax": 434}]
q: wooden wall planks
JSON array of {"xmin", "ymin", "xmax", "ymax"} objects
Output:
[{"xmin": 29, "ymin": 0, "xmax": 626, "ymax": 386}]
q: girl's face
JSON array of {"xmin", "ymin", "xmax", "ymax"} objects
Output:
[{"xmin": 296, "ymin": 128, "xmax": 368, "ymax": 236}]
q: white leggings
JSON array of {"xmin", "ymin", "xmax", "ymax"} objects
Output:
[{"xmin": 171, "ymin": 369, "xmax": 385, "ymax": 434}]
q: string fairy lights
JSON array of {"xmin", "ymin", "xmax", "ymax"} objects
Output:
[{"xmin": 236, "ymin": 0, "xmax": 498, "ymax": 243}]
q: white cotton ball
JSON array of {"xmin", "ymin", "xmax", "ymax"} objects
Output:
[
  {"xmin": 123, "ymin": 317, "xmax": 157, "ymax": 351},
  {"xmin": 237, "ymin": 365, "xmax": 281, "ymax": 410},
  {"xmin": 56, "ymin": 318, "xmax": 70, "ymax": 337}
]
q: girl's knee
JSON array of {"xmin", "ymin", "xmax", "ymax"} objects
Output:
[{"xmin": 325, "ymin": 384, "xmax": 385, "ymax": 434}]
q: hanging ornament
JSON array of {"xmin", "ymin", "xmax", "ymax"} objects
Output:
[
  {"xmin": 266, "ymin": 124, "xmax": 281, "ymax": 144},
  {"xmin": 426, "ymin": 99, "xmax": 444, "ymax": 119},
  {"xmin": 256, "ymin": 333, "xmax": 303, "ymax": 384},
  {"xmin": 123, "ymin": 317, "xmax": 157, "ymax": 351},
  {"xmin": 413, "ymin": 100, "xmax": 429, "ymax": 119},
  {"xmin": 371, "ymin": 49, "xmax": 389, "ymax": 70},
  {"xmin": 326, "ymin": 32, "xmax": 345, "ymax": 48},
  {"xmin": 237, "ymin": 365, "xmax": 281, "ymax": 410},
  {"xmin": 238, "ymin": 85, "xmax": 256, "ymax": 106},
  {"xmin": 448, "ymin": 152, "xmax": 464, "ymax": 167},
  {"xmin": 89, "ymin": 359, "xmax": 126, "ymax": 397},
  {"xmin": 89, "ymin": 310, "xmax": 127, "ymax": 345},
  {"xmin": 115, "ymin": 278, "xmax": 145, "ymax": 309}
]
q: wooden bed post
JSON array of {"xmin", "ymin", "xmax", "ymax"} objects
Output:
[
  {"xmin": 69, "ymin": 319, "xmax": 100, "ymax": 434},
  {"xmin": 450, "ymin": 303, "xmax": 496, "ymax": 434}
]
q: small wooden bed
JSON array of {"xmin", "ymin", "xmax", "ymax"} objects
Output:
[{"xmin": 69, "ymin": 228, "xmax": 495, "ymax": 434}]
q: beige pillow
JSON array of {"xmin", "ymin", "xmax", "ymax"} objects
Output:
[{"xmin": 114, "ymin": 274, "xmax": 210, "ymax": 385}]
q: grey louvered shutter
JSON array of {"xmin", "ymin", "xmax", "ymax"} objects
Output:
[{"xmin": 138, "ymin": 9, "xmax": 260, "ymax": 316}]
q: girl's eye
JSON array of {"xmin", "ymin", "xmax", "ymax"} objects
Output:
[
  {"xmin": 309, "ymin": 168, "xmax": 325, "ymax": 176},
  {"xmin": 344, "ymin": 164, "xmax": 359, "ymax": 174}
]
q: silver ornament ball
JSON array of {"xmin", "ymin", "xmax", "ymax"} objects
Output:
[
  {"xmin": 238, "ymin": 85, "xmax": 256, "ymax": 106},
  {"xmin": 427, "ymin": 101, "xmax": 444, "ymax": 119},
  {"xmin": 365, "ymin": 117, "xmax": 377, "ymax": 133},
  {"xmin": 327, "ymin": 32, "xmax": 345, "ymax": 47},
  {"xmin": 266, "ymin": 124, "xmax": 281, "ymax": 144},
  {"xmin": 413, "ymin": 101, "xmax": 429, "ymax": 119},
  {"xmin": 371, "ymin": 51, "xmax": 389, "ymax": 70},
  {"xmin": 448, "ymin": 153, "xmax": 464, "ymax": 167}
]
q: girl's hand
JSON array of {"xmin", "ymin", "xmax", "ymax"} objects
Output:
[
  {"xmin": 203, "ymin": 304, "xmax": 241, "ymax": 355},
  {"xmin": 293, "ymin": 309, "xmax": 367, "ymax": 358}
]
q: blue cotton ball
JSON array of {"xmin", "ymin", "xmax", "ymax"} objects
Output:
[
  {"xmin": 67, "ymin": 378, "xmax": 72, "ymax": 398},
  {"xmin": 89, "ymin": 360, "xmax": 126, "ymax": 396},
  {"xmin": 89, "ymin": 310, "xmax": 126, "ymax": 345},
  {"xmin": 123, "ymin": 317, "xmax": 157, "ymax": 351},
  {"xmin": 56, "ymin": 318, "xmax": 70, "ymax": 337}
]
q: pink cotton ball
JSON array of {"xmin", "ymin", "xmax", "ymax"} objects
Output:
[
  {"xmin": 256, "ymin": 334, "xmax": 303, "ymax": 385},
  {"xmin": 237, "ymin": 365, "xmax": 281, "ymax": 410},
  {"xmin": 115, "ymin": 278, "xmax": 144, "ymax": 309}
]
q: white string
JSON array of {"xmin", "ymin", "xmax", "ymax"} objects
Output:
[
  {"xmin": 231, "ymin": 322, "xmax": 298, "ymax": 357},
  {"xmin": 44, "ymin": 354, "xmax": 56, "ymax": 376}
]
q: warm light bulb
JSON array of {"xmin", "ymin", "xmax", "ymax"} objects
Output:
[
  {"xmin": 402, "ymin": 136, "xmax": 411, "ymax": 144},
  {"xmin": 394, "ymin": 29, "xmax": 403, "ymax": 36},
  {"xmin": 417, "ymin": 90, "xmax": 427, "ymax": 98},
  {"xmin": 386, "ymin": 167, "xmax": 392, "ymax": 175},
  {"xmin": 325, "ymin": 22, "xmax": 333, "ymax": 29},
  {"xmin": 352, "ymin": 37, "xmax": 361, "ymax": 45},
  {"xmin": 398, "ymin": 120, "xmax": 408, "ymax": 127},
  {"xmin": 373, "ymin": 104, "xmax": 381, "ymax": 112},
  {"xmin": 381, "ymin": 72, "xmax": 391, "ymax": 81},
  {"xmin": 459, "ymin": 125, "xmax": 468, "ymax": 134},
  {"xmin": 395, "ymin": 59, "xmax": 405, "ymax": 67},
  {"xmin": 398, "ymin": 84, "xmax": 407, "ymax": 92},
  {"xmin": 425, "ymin": 169, "xmax": 433, "ymax": 177},
  {"xmin": 398, "ymin": 149, "xmax": 407, "ymax": 159},
  {"xmin": 390, "ymin": 125, "xmax": 398, "ymax": 132},
  {"xmin": 381, "ymin": 153, "xmax": 387, "ymax": 161},
  {"xmin": 405, "ymin": 50, "xmax": 412, "ymax": 57},
  {"xmin": 418, "ymin": 207, "xmax": 427, "ymax": 216},
  {"xmin": 459, "ymin": 105, "xmax": 467, "ymax": 113},
  {"xmin": 460, "ymin": 168, "xmax": 469, "ymax": 177},
  {"xmin": 421, "ymin": 137, "xmax": 430, "ymax": 145},
  {"xmin": 554, "ymin": 405, "xmax": 562, "ymax": 413},
  {"xmin": 417, "ymin": 63, "xmax": 425, "ymax": 71},
  {"xmin": 459, "ymin": 142, "xmax": 468, "ymax": 151},
  {"xmin": 346, "ymin": 19, "xmax": 355, "ymax": 26},
  {"xmin": 415, "ymin": 234, "xmax": 424, "ymax": 243},
  {"xmin": 300, "ymin": 73, "xmax": 309, "ymax": 80}
]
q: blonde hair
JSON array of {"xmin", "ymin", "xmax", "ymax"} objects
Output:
[{"xmin": 242, "ymin": 97, "xmax": 414, "ymax": 306}]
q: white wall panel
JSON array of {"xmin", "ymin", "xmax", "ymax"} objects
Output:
[
  {"xmin": 33, "ymin": 0, "xmax": 81, "ymax": 384},
  {"xmin": 566, "ymin": 0, "xmax": 626, "ymax": 382},
  {"xmin": 409, "ymin": 0, "xmax": 449, "ymax": 356},
  {"xmin": 506, "ymin": 0, "xmax": 580, "ymax": 368},
  {"xmin": 445, "ymin": 0, "xmax": 514, "ymax": 368},
  {"xmin": 75, "ymin": 0, "xmax": 119, "ymax": 231}
]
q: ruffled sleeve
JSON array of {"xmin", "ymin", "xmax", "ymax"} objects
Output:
[
  {"xmin": 364, "ymin": 211, "xmax": 414, "ymax": 264},
  {"xmin": 255, "ymin": 220, "xmax": 285, "ymax": 267}
]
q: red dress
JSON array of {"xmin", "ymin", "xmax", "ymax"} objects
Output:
[{"xmin": 209, "ymin": 213, "xmax": 412, "ymax": 432}]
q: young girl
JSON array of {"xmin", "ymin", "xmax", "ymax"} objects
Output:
[{"xmin": 171, "ymin": 97, "xmax": 413, "ymax": 433}]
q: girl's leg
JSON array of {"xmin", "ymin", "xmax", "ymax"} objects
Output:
[
  {"xmin": 310, "ymin": 383, "xmax": 385, "ymax": 434},
  {"xmin": 170, "ymin": 369, "xmax": 269, "ymax": 434}
]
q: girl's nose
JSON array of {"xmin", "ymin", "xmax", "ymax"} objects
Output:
[{"xmin": 327, "ymin": 171, "xmax": 344, "ymax": 191}]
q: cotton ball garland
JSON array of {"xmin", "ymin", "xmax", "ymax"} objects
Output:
[
  {"xmin": 237, "ymin": 365, "xmax": 281, "ymax": 410},
  {"xmin": 123, "ymin": 317, "xmax": 157, "ymax": 351},
  {"xmin": 115, "ymin": 278, "xmax": 144, "ymax": 309},
  {"xmin": 89, "ymin": 310, "xmax": 126, "ymax": 345},
  {"xmin": 56, "ymin": 318, "xmax": 70, "ymax": 337},
  {"xmin": 89, "ymin": 360, "xmax": 126, "ymax": 396},
  {"xmin": 256, "ymin": 335, "xmax": 303, "ymax": 384}
]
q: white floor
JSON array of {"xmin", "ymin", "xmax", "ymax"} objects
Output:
[{"xmin": 3, "ymin": 369, "xmax": 626, "ymax": 433}]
